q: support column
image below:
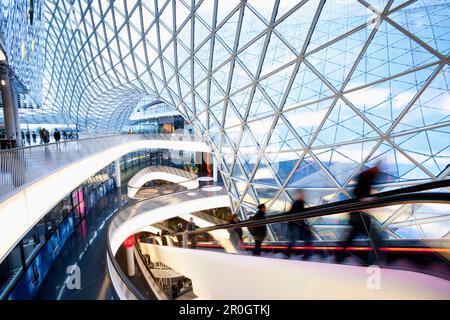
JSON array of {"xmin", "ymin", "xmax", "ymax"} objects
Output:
[
  {"xmin": 213, "ymin": 154, "xmax": 218, "ymax": 182},
  {"xmin": 9, "ymin": 76, "xmax": 22, "ymax": 147},
  {"xmin": 114, "ymin": 158, "xmax": 121, "ymax": 188},
  {"xmin": 0, "ymin": 64, "xmax": 17, "ymax": 147},
  {"xmin": 124, "ymin": 236, "xmax": 135, "ymax": 277}
]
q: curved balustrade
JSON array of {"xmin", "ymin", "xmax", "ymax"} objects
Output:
[
  {"xmin": 0, "ymin": 133, "xmax": 210, "ymax": 263},
  {"xmin": 127, "ymin": 165, "xmax": 199, "ymax": 199},
  {"xmin": 0, "ymin": 133, "xmax": 207, "ymax": 202},
  {"xmin": 106, "ymin": 185, "xmax": 230, "ymax": 299}
]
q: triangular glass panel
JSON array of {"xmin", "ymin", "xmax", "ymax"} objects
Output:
[
  {"xmin": 194, "ymin": 17, "xmax": 211, "ymax": 49},
  {"xmin": 253, "ymin": 185, "xmax": 280, "ymax": 208},
  {"xmin": 282, "ymin": 97, "xmax": 334, "ymax": 145},
  {"xmin": 267, "ymin": 191, "xmax": 292, "ymax": 215},
  {"xmin": 306, "ymin": 26, "xmax": 374, "ymax": 89},
  {"xmin": 273, "ymin": 0, "xmax": 320, "ymax": 54},
  {"xmin": 363, "ymin": 141, "xmax": 430, "ymax": 184},
  {"xmin": 238, "ymin": 5, "xmax": 268, "ymax": 49},
  {"xmin": 260, "ymin": 33, "xmax": 296, "ymax": 77},
  {"xmin": 394, "ymin": 65, "xmax": 450, "ymax": 133},
  {"xmin": 388, "ymin": 1, "xmax": 450, "ymax": 56},
  {"xmin": 347, "ymin": 20, "xmax": 439, "ymax": 90},
  {"xmin": 312, "ymin": 140, "xmax": 378, "ymax": 186},
  {"xmin": 394, "ymin": 130, "xmax": 450, "ymax": 177},
  {"xmin": 216, "ymin": 0, "xmax": 240, "ymax": 27},
  {"xmin": 246, "ymin": 0, "xmax": 274, "ymax": 24},
  {"xmin": 175, "ymin": 0, "xmax": 190, "ymax": 30},
  {"xmin": 212, "ymin": 37, "xmax": 231, "ymax": 71},
  {"xmin": 284, "ymin": 62, "xmax": 335, "ymax": 109},
  {"xmin": 176, "ymin": 40, "xmax": 191, "ymax": 66},
  {"xmin": 236, "ymin": 35, "xmax": 266, "ymax": 78},
  {"xmin": 229, "ymin": 85, "xmax": 252, "ymax": 118},
  {"xmin": 210, "ymin": 101, "xmax": 225, "ymax": 127},
  {"xmin": 241, "ymin": 185, "xmax": 258, "ymax": 207},
  {"xmin": 247, "ymin": 87, "xmax": 275, "ymax": 121},
  {"xmin": 252, "ymin": 157, "xmax": 279, "ymax": 186},
  {"xmin": 286, "ymin": 154, "xmax": 337, "ymax": 188},
  {"xmin": 308, "ymin": 0, "xmax": 378, "ymax": 51},
  {"xmin": 247, "ymin": 115, "xmax": 275, "ymax": 149},
  {"xmin": 345, "ymin": 64, "xmax": 437, "ymax": 133},
  {"xmin": 259, "ymin": 63, "xmax": 295, "ymax": 109},
  {"xmin": 223, "ymin": 103, "xmax": 242, "ymax": 129},
  {"xmin": 230, "ymin": 60, "xmax": 253, "ymax": 90},
  {"xmin": 312, "ymin": 99, "xmax": 379, "ymax": 147},
  {"xmin": 215, "ymin": 9, "xmax": 240, "ymax": 50},
  {"xmin": 232, "ymin": 161, "xmax": 248, "ymax": 180}
]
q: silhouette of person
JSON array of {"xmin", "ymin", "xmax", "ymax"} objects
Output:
[
  {"xmin": 285, "ymin": 190, "xmax": 313, "ymax": 258},
  {"xmin": 249, "ymin": 204, "xmax": 267, "ymax": 256},
  {"xmin": 337, "ymin": 163, "xmax": 383, "ymax": 264},
  {"xmin": 186, "ymin": 218, "xmax": 196, "ymax": 249}
]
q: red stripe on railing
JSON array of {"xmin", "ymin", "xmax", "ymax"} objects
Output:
[{"xmin": 195, "ymin": 243, "xmax": 450, "ymax": 253}]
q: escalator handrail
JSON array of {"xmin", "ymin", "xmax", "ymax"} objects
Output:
[
  {"xmin": 165, "ymin": 192, "xmax": 450, "ymax": 236},
  {"xmin": 371, "ymin": 179, "xmax": 449, "ymax": 197}
]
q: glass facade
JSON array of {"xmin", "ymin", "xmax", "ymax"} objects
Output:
[{"xmin": 1, "ymin": 1, "xmax": 449, "ymax": 238}]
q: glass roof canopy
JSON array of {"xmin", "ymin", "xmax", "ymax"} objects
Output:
[{"xmin": 5, "ymin": 0, "xmax": 450, "ymax": 238}]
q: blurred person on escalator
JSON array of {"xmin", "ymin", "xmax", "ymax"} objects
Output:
[
  {"xmin": 285, "ymin": 190, "xmax": 313, "ymax": 259},
  {"xmin": 337, "ymin": 163, "xmax": 383, "ymax": 265},
  {"xmin": 187, "ymin": 218, "xmax": 197, "ymax": 249},
  {"xmin": 161, "ymin": 229, "xmax": 168, "ymax": 246},
  {"xmin": 248, "ymin": 204, "xmax": 267, "ymax": 256},
  {"xmin": 229, "ymin": 214, "xmax": 244, "ymax": 251}
]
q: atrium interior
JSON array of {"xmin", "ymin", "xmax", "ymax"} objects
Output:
[{"xmin": 0, "ymin": 0, "xmax": 449, "ymax": 301}]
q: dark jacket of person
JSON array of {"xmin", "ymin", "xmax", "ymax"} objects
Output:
[
  {"xmin": 54, "ymin": 131, "xmax": 61, "ymax": 141},
  {"xmin": 287, "ymin": 199, "xmax": 305, "ymax": 216},
  {"xmin": 187, "ymin": 222, "xmax": 196, "ymax": 232},
  {"xmin": 249, "ymin": 210, "xmax": 267, "ymax": 241},
  {"xmin": 353, "ymin": 169, "xmax": 378, "ymax": 199}
]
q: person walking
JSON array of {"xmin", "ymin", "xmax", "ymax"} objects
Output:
[
  {"xmin": 43, "ymin": 128, "xmax": 50, "ymax": 144},
  {"xmin": 39, "ymin": 128, "xmax": 45, "ymax": 144},
  {"xmin": 54, "ymin": 129, "xmax": 61, "ymax": 144},
  {"xmin": 249, "ymin": 204, "xmax": 267, "ymax": 256},
  {"xmin": 186, "ymin": 218, "xmax": 196, "ymax": 249},
  {"xmin": 25, "ymin": 131, "xmax": 31, "ymax": 145},
  {"xmin": 285, "ymin": 190, "xmax": 313, "ymax": 259},
  {"xmin": 337, "ymin": 164, "xmax": 382, "ymax": 264}
]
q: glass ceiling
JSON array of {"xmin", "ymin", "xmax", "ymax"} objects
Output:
[{"xmin": 2, "ymin": 0, "xmax": 450, "ymax": 239}]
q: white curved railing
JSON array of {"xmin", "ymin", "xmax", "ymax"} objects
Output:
[
  {"xmin": 0, "ymin": 133, "xmax": 206, "ymax": 203},
  {"xmin": 106, "ymin": 188, "xmax": 231, "ymax": 299},
  {"xmin": 127, "ymin": 166, "xmax": 198, "ymax": 199},
  {"xmin": 142, "ymin": 244, "xmax": 450, "ymax": 300},
  {"xmin": 0, "ymin": 134, "xmax": 210, "ymax": 263}
]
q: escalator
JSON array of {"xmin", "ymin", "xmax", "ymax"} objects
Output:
[{"xmin": 109, "ymin": 179, "xmax": 450, "ymax": 299}]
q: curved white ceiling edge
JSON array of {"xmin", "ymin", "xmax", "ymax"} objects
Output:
[
  {"xmin": 0, "ymin": 138, "xmax": 210, "ymax": 263},
  {"xmin": 110, "ymin": 195, "xmax": 231, "ymax": 255},
  {"xmin": 127, "ymin": 170, "xmax": 199, "ymax": 198},
  {"xmin": 142, "ymin": 244, "xmax": 450, "ymax": 300}
]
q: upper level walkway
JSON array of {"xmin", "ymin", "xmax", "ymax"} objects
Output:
[
  {"xmin": 0, "ymin": 133, "xmax": 208, "ymax": 202},
  {"xmin": 0, "ymin": 134, "xmax": 210, "ymax": 263}
]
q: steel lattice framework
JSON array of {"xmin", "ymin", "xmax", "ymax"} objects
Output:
[{"xmin": 7, "ymin": 0, "xmax": 450, "ymax": 239}]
